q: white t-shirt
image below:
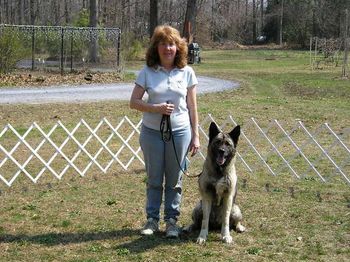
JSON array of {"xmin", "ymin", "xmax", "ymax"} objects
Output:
[{"xmin": 135, "ymin": 65, "xmax": 198, "ymax": 131}]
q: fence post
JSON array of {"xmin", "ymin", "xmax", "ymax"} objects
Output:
[
  {"xmin": 70, "ymin": 29, "xmax": 73, "ymax": 73},
  {"xmin": 117, "ymin": 30, "xmax": 121, "ymax": 68},
  {"xmin": 31, "ymin": 26, "xmax": 35, "ymax": 70},
  {"xmin": 60, "ymin": 27, "xmax": 64, "ymax": 75}
]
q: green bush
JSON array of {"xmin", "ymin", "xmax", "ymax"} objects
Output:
[
  {"xmin": 122, "ymin": 33, "xmax": 147, "ymax": 61},
  {"xmin": 0, "ymin": 30, "xmax": 24, "ymax": 73},
  {"xmin": 73, "ymin": 8, "xmax": 90, "ymax": 27}
]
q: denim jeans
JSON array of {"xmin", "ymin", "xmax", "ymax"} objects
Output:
[{"xmin": 140, "ymin": 124, "xmax": 191, "ymax": 222}]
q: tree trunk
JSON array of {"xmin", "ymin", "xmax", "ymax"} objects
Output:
[
  {"xmin": 30, "ymin": 0, "xmax": 35, "ymax": 25},
  {"xmin": 0, "ymin": 0, "xmax": 3, "ymax": 23},
  {"xmin": 149, "ymin": 0, "xmax": 158, "ymax": 38},
  {"xmin": 89, "ymin": 0, "xmax": 99, "ymax": 63},
  {"xmin": 342, "ymin": 9, "xmax": 349, "ymax": 78},
  {"xmin": 260, "ymin": 0, "xmax": 264, "ymax": 35},
  {"xmin": 245, "ymin": 0, "xmax": 248, "ymax": 29},
  {"xmin": 253, "ymin": 0, "xmax": 256, "ymax": 43},
  {"xmin": 183, "ymin": 0, "xmax": 197, "ymax": 43},
  {"xmin": 279, "ymin": 0, "xmax": 284, "ymax": 45},
  {"xmin": 64, "ymin": 0, "xmax": 70, "ymax": 24},
  {"xmin": 52, "ymin": 0, "xmax": 60, "ymax": 25},
  {"xmin": 101, "ymin": 0, "xmax": 108, "ymax": 25}
]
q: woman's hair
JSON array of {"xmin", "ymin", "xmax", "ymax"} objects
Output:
[{"xmin": 146, "ymin": 25, "xmax": 188, "ymax": 68}]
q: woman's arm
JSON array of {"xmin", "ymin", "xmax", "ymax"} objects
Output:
[
  {"xmin": 187, "ymin": 85, "xmax": 200, "ymax": 156},
  {"xmin": 129, "ymin": 84, "xmax": 174, "ymax": 115}
]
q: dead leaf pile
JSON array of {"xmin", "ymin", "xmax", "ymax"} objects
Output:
[{"xmin": 0, "ymin": 70, "xmax": 123, "ymax": 88}]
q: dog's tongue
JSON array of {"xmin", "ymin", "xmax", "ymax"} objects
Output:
[{"xmin": 216, "ymin": 156, "xmax": 226, "ymax": 165}]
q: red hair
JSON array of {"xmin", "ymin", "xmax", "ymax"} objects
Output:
[{"xmin": 146, "ymin": 25, "xmax": 188, "ymax": 68}]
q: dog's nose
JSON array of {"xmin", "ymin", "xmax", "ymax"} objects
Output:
[{"xmin": 218, "ymin": 148, "xmax": 225, "ymax": 155}]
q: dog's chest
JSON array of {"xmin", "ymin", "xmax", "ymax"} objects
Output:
[{"xmin": 205, "ymin": 175, "xmax": 232, "ymax": 200}]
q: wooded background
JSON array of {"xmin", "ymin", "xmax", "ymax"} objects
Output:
[{"xmin": 0, "ymin": 0, "xmax": 349, "ymax": 47}]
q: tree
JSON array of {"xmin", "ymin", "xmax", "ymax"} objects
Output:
[
  {"xmin": 149, "ymin": 0, "xmax": 158, "ymax": 38},
  {"xmin": 279, "ymin": 0, "xmax": 284, "ymax": 45},
  {"xmin": 89, "ymin": 0, "xmax": 99, "ymax": 63},
  {"xmin": 1, "ymin": 0, "xmax": 350, "ymax": 47},
  {"xmin": 183, "ymin": 0, "xmax": 197, "ymax": 43},
  {"xmin": 252, "ymin": 0, "xmax": 256, "ymax": 42},
  {"xmin": 260, "ymin": 0, "xmax": 264, "ymax": 35},
  {"xmin": 342, "ymin": 9, "xmax": 349, "ymax": 78},
  {"xmin": 30, "ymin": 0, "xmax": 35, "ymax": 25}
]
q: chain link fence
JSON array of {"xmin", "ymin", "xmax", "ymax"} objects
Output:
[{"xmin": 0, "ymin": 24, "xmax": 121, "ymax": 74}]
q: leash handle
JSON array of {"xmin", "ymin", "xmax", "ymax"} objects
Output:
[
  {"xmin": 159, "ymin": 103, "xmax": 191, "ymax": 177},
  {"xmin": 160, "ymin": 101, "xmax": 172, "ymax": 142}
]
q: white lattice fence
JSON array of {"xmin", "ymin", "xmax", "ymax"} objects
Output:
[{"xmin": 0, "ymin": 115, "xmax": 349, "ymax": 187}]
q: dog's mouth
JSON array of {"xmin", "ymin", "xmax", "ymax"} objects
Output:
[{"xmin": 216, "ymin": 155, "xmax": 226, "ymax": 166}]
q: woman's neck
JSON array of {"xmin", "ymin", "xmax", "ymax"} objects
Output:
[
  {"xmin": 160, "ymin": 61, "xmax": 175, "ymax": 71},
  {"xmin": 163, "ymin": 66, "xmax": 174, "ymax": 72}
]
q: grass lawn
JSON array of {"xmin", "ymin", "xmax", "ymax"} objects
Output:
[{"xmin": 0, "ymin": 49, "xmax": 349, "ymax": 261}]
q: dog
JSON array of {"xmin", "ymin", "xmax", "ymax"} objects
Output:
[{"xmin": 186, "ymin": 122, "xmax": 245, "ymax": 244}]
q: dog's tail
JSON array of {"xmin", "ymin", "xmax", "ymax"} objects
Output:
[{"xmin": 185, "ymin": 171, "xmax": 202, "ymax": 178}]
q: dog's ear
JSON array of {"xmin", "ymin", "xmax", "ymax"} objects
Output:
[
  {"xmin": 229, "ymin": 125, "xmax": 240, "ymax": 147},
  {"xmin": 209, "ymin": 122, "xmax": 220, "ymax": 144}
]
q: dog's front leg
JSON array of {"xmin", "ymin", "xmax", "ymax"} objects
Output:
[
  {"xmin": 221, "ymin": 194, "xmax": 234, "ymax": 244},
  {"xmin": 197, "ymin": 198, "xmax": 212, "ymax": 245}
]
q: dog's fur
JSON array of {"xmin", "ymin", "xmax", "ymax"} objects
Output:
[{"xmin": 187, "ymin": 122, "xmax": 245, "ymax": 244}]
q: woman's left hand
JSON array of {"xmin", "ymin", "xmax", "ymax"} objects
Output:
[{"xmin": 189, "ymin": 136, "xmax": 200, "ymax": 157}]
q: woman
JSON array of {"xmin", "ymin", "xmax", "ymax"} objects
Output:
[{"xmin": 129, "ymin": 25, "xmax": 200, "ymax": 238}]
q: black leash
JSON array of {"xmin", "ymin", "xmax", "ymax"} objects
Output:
[{"xmin": 159, "ymin": 111, "xmax": 201, "ymax": 178}]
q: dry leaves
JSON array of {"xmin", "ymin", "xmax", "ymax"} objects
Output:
[{"xmin": 0, "ymin": 70, "xmax": 123, "ymax": 87}]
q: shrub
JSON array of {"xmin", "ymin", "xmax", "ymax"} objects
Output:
[
  {"xmin": 0, "ymin": 30, "xmax": 24, "ymax": 73},
  {"xmin": 122, "ymin": 33, "xmax": 147, "ymax": 61}
]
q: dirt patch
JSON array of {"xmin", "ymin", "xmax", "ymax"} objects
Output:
[
  {"xmin": 283, "ymin": 81, "xmax": 350, "ymax": 99},
  {"xmin": 0, "ymin": 69, "xmax": 123, "ymax": 88},
  {"xmin": 206, "ymin": 41, "xmax": 285, "ymax": 50}
]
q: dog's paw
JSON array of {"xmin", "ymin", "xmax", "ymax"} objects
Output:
[
  {"xmin": 222, "ymin": 235, "xmax": 233, "ymax": 244},
  {"xmin": 236, "ymin": 223, "xmax": 246, "ymax": 233},
  {"xmin": 196, "ymin": 237, "xmax": 207, "ymax": 245}
]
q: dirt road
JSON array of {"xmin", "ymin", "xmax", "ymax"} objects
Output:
[{"xmin": 0, "ymin": 76, "xmax": 239, "ymax": 104}]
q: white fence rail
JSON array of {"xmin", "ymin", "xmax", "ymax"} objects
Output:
[{"xmin": 0, "ymin": 115, "xmax": 349, "ymax": 187}]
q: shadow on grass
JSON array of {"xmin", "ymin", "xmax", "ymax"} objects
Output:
[
  {"xmin": 115, "ymin": 231, "xmax": 195, "ymax": 254},
  {"xmin": 0, "ymin": 228, "xmax": 196, "ymax": 254},
  {"xmin": 0, "ymin": 228, "xmax": 138, "ymax": 246}
]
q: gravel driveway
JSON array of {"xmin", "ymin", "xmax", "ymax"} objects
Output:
[{"xmin": 0, "ymin": 76, "xmax": 239, "ymax": 104}]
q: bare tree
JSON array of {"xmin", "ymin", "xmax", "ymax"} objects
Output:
[
  {"xmin": 183, "ymin": 0, "xmax": 197, "ymax": 43},
  {"xmin": 64, "ymin": 0, "xmax": 70, "ymax": 24},
  {"xmin": 1, "ymin": 0, "xmax": 350, "ymax": 48},
  {"xmin": 342, "ymin": 9, "xmax": 349, "ymax": 78},
  {"xmin": 260, "ymin": 0, "xmax": 264, "ymax": 35},
  {"xmin": 30, "ymin": 0, "xmax": 35, "ymax": 25},
  {"xmin": 149, "ymin": 0, "xmax": 158, "ymax": 37},
  {"xmin": 89, "ymin": 0, "xmax": 99, "ymax": 63},
  {"xmin": 252, "ymin": 0, "xmax": 256, "ymax": 42},
  {"xmin": 279, "ymin": 0, "xmax": 284, "ymax": 45}
]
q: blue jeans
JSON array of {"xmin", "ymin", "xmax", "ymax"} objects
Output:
[{"xmin": 140, "ymin": 124, "xmax": 191, "ymax": 222}]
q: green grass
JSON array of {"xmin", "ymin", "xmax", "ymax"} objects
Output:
[{"xmin": 0, "ymin": 49, "xmax": 349, "ymax": 261}]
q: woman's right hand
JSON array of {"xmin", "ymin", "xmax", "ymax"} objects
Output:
[{"xmin": 158, "ymin": 102, "xmax": 174, "ymax": 115}]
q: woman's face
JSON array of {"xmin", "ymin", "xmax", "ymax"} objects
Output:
[{"xmin": 157, "ymin": 40, "xmax": 177, "ymax": 66}]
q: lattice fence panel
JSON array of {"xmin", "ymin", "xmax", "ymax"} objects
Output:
[{"xmin": 1, "ymin": 115, "xmax": 349, "ymax": 187}]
